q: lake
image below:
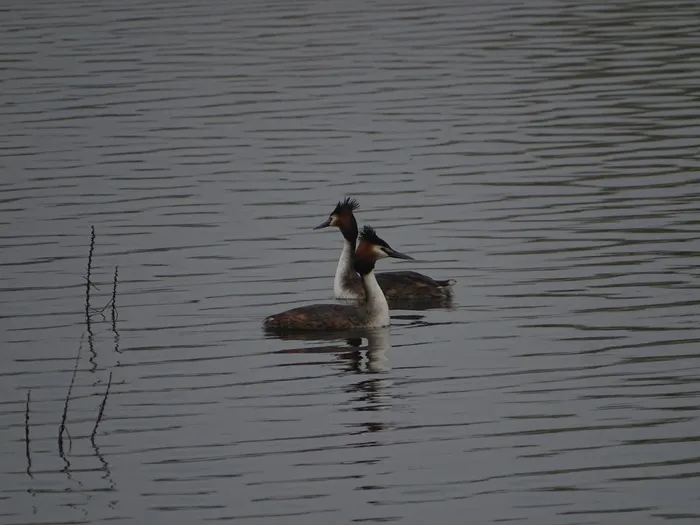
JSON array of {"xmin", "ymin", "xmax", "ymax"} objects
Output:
[{"xmin": 1, "ymin": 0, "xmax": 700, "ymax": 523}]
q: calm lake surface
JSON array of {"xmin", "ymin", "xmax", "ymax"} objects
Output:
[{"xmin": 2, "ymin": 0, "xmax": 700, "ymax": 523}]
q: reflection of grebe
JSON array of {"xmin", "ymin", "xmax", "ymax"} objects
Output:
[
  {"xmin": 364, "ymin": 328, "xmax": 390, "ymax": 374},
  {"xmin": 268, "ymin": 329, "xmax": 392, "ymax": 430},
  {"xmin": 269, "ymin": 328, "xmax": 391, "ymax": 374},
  {"xmin": 263, "ymin": 227, "xmax": 412, "ymax": 331},
  {"xmin": 314, "ymin": 198, "xmax": 456, "ymax": 301}
]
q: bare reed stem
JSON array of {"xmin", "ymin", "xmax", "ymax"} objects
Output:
[
  {"xmin": 25, "ymin": 390, "xmax": 32, "ymax": 476},
  {"xmin": 111, "ymin": 265, "xmax": 118, "ymax": 325},
  {"xmin": 85, "ymin": 225, "xmax": 95, "ymax": 322}
]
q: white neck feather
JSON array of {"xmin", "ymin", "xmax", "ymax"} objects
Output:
[
  {"xmin": 334, "ymin": 239, "xmax": 357, "ymax": 299},
  {"xmin": 362, "ymin": 270, "xmax": 390, "ymax": 328}
]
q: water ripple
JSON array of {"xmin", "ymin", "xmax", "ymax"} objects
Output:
[{"xmin": 2, "ymin": 0, "xmax": 700, "ymax": 524}]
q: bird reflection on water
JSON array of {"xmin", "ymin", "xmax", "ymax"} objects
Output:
[
  {"xmin": 265, "ymin": 328, "xmax": 393, "ymax": 431},
  {"xmin": 265, "ymin": 327, "xmax": 392, "ymax": 375}
]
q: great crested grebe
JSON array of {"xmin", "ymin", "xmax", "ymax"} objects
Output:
[
  {"xmin": 263, "ymin": 226, "xmax": 412, "ymax": 331},
  {"xmin": 314, "ymin": 198, "xmax": 455, "ymax": 301}
]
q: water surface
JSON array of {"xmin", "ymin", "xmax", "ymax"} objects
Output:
[{"xmin": 2, "ymin": 0, "xmax": 700, "ymax": 523}]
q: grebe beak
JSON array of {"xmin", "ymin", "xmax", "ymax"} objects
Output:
[
  {"xmin": 384, "ymin": 247, "xmax": 414, "ymax": 260},
  {"xmin": 313, "ymin": 217, "xmax": 332, "ymax": 230}
]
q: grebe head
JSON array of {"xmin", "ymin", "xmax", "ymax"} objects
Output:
[
  {"xmin": 314, "ymin": 197, "xmax": 359, "ymax": 243},
  {"xmin": 354, "ymin": 225, "xmax": 413, "ymax": 275}
]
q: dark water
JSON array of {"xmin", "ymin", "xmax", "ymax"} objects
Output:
[{"xmin": 2, "ymin": 0, "xmax": 700, "ymax": 523}]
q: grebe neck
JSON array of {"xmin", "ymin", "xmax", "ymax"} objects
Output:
[
  {"xmin": 361, "ymin": 270, "xmax": 389, "ymax": 328},
  {"xmin": 334, "ymin": 238, "xmax": 357, "ymax": 299}
]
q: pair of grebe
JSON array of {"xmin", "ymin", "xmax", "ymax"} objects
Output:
[{"xmin": 263, "ymin": 199, "xmax": 455, "ymax": 331}]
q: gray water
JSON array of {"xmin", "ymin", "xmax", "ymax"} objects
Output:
[{"xmin": 2, "ymin": 0, "xmax": 700, "ymax": 523}]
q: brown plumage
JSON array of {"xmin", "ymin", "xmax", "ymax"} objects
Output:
[
  {"xmin": 344, "ymin": 271, "xmax": 455, "ymax": 300},
  {"xmin": 263, "ymin": 304, "xmax": 366, "ymax": 332}
]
